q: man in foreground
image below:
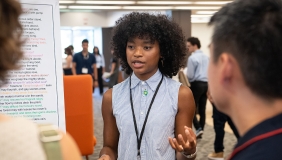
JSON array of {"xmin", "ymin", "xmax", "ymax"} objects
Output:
[{"xmin": 208, "ymin": 0, "xmax": 282, "ymax": 159}]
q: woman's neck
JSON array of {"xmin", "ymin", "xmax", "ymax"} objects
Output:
[{"xmin": 133, "ymin": 69, "xmax": 159, "ymax": 81}]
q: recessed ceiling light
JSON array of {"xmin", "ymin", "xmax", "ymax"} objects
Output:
[
  {"xmin": 137, "ymin": 1, "xmax": 192, "ymax": 5},
  {"xmin": 68, "ymin": 6, "xmax": 122, "ymax": 9},
  {"xmin": 194, "ymin": 1, "xmax": 232, "ymax": 5},
  {"xmin": 174, "ymin": 6, "xmax": 220, "ymax": 10},
  {"xmin": 76, "ymin": 1, "xmax": 136, "ymax": 4},
  {"xmin": 122, "ymin": 6, "xmax": 173, "ymax": 10}
]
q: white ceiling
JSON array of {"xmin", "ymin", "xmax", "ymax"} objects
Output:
[{"xmin": 59, "ymin": 0, "xmax": 233, "ymax": 23}]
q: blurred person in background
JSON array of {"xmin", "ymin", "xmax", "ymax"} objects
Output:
[
  {"xmin": 94, "ymin": 46, "xmax": 105, "ymax": 95},
  {"xmin": 186, "ymin": 37, "xmax": 209, "ymax": 139},
  {"xmin": 68, "ymin": 45, "xmax": 74, "ymax": 55},
  {"xmin": 208, "ymin": 0, "xmax": 282, "ymax": 159},
  {"xmin": 72, "ymin": 39, "xmax": 98, "ymax": 90},
  {"xmin": 63, "ymin": 46, "xmax": 73, "ymax": 75},
  {"xmin": 108, "ymin": 49, "xmax": 119, "ymax": 89},
  {"xmin": 0, "ymin": 0, "xmax": 81, "ymax": 159}
]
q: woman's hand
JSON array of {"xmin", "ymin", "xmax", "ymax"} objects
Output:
[
  {"xmin": 98, "ymin": 154, "xmax": 111, "ymax": 160},
  {"xmin": 169, "ymin": 126, "xmax": 197, "ymax": 155}
]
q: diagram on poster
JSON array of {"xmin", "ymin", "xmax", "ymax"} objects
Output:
[{"xmin": 0, "ymin": 0, "xmax": 65, "ymax": 130}]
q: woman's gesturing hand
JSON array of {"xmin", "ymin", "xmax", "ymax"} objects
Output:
[{"xmin": 169, "ymin": 126, "xmax": 197, "ymax": 155}]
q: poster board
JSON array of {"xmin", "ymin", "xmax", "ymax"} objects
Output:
[{"xmin": 0, "ymin": 0, "xmax": 65, "ymax": 130}]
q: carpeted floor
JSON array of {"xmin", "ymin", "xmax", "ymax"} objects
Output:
[{"xmin": 84, "ymin": 89, "xmax": 237, "ymax": 160}]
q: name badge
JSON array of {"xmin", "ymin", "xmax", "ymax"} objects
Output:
[{"xmin": 82, "ymin": 68, "xmax": 88, "ymax": 74}]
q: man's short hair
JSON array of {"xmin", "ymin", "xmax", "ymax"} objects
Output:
[
  {"xmin": 187, "ymin": 37, "xmax": 201, "ymax": 49},
  {"xmin": 82, "ymin": 39, "xmax": 89, "ymax": 44},
  {"xmin": 209, "ymin": 0, "xmax": 282, "ymax": 99}
]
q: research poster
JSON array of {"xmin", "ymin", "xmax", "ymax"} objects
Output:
[{"xmin": 0, "ymin": 0, "xmax": 65, "ymax": 130}]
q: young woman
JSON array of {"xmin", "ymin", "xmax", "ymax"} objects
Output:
[
  {"xmin": 63, "ymin": 46, "xmax": 73, "ymax": 75},
  {"xmin": 94, "ymin": 46, "xmax": 105, "ymax": 94},
  {"xmin": 99, "ymin": 12, "xmax": 197, "ymax": 160}
]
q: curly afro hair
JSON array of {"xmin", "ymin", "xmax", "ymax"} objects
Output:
[{"xmin": 112, "ymin": 12, "xmax": 187, "ymax": 78}]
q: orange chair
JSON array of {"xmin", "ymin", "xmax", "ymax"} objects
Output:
[{"xmin": 63, "ymin": 75, "xmax": 97, "ymax": 160}]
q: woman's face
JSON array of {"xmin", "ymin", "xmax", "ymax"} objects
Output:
[
  {"xmin": 94, "ymin": 48, "xmax": 98, "ymax": 53},
  {"xmin": 64, "ymin": 49, "xmax": 68, "ymax": 55},
  {"xmin": 126, "ymin": 36, "xmax": 160, "ymax": 80}
]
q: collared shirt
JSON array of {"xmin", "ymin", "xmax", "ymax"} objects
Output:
[
  {"xmin": 95, "ymin": 54, "xmax": 105, "ymax": 68},
  {"xmin": 112, "ymin": 70, "xmax": 181, "ymax": 160},
  {"xmin": 187, "ymin": 50, "xmax": 209, "ymax": 82},
  {"xmin": 72, "ymin": 52, "xmax": 96, "ymax": 74},
  {"xmin": 231, "ymin": 113, "xmax": 282, "ymax": 160}
]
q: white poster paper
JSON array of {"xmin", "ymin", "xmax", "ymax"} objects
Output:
[{"xmin": 0, "ymin": 0, "xmax": 65, "ymax": 130}]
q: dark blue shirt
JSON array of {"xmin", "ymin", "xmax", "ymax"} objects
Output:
[
  {"xmin": 231, "ymin": 113, "xmax": 282, "ymax": 160},
  {"xmin": 73, "ymin": 52, "xmax": 96, "ymax": 75}
]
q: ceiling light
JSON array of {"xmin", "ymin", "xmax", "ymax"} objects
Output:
[
  {"xmin": 174, "ymin": 6, "xmax": 220, "ymax": 10},
  {"xmin": 196, "ymin": 11, "xmax": 217, "ymax": 14},
  {"xmin": 76, "ymin": 1, "xmax": 136, "ymax": 4},
  {"xmin": 68, "ymin": 6, "xmax": 122, "ymax": 9},
  {"xmin": 59, "ymin": 1, "xmax": 75, "ymax": 3},
  {"xmin": 137, "ymin": 1, "xmax": 192, "ymax": 5},
  {"xmin": 194, "ymin": 1, "xmax": 232, "ymax": 5},
  {"xmin": 122, "ymin": 6, "xmax": 173, "ymax": 10},
  {"xmin": 59, "ymin": 5, "xmax": 68, "ymax": 9}
]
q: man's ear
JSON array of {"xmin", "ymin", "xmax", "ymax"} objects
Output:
[{"xmin": 219, "ymin": 53, "xmax": 237, "ymax": 89}]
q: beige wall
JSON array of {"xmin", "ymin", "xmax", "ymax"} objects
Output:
[
  {"xmin": 60, "ymin": 12, "xmax": 108, "ymax": 27},
  {"xmin": 191, "ymin": 23, "xmax": 213, "ymax": 56}
]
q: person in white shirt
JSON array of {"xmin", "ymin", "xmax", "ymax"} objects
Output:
[
  {"xmin": 93, "ymin": 46, "xmax": 105, "ymax": 95},
  {"xmin": 186, "ymin": 37, "xmax": 209, "ymax": 139}
]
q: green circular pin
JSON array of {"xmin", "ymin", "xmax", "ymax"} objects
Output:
[{"xmin": 143, "ymin": 90, "xmax": 148, "ymax": 96}]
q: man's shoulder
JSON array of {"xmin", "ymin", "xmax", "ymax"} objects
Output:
[
  {"xmin": 73, "ymin": 52, "xmax": 82, "ymax": 57},
  {"xmin": 234, "ymin": 135, "xmax": 282, "ymax": 160},
  {"xmin": 233, "ymin": 114, "xmax": 282, "ymax": 160}
]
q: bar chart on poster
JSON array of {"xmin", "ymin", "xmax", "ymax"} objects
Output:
[{"xmin": 0, "ymin": 0, "xmax": 65, "ymax": 130}]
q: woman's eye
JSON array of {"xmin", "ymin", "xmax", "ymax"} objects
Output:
[
  {"xmin": 144, "ymin": 46, "xmax": 152, "ymax": 50},
  {"xmin": 128, "ymin": 45, "xmax": 134, "ymax": 49}
]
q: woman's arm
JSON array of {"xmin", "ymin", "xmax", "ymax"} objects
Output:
[
  {"xmin": 98, "ymin": 89, "xmax": 119, "ymax": 160},
  {"xmin": 169, "ymin": 85, "xmax": 197, "ymax": 160}
]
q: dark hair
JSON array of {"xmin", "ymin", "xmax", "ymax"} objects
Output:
[
  {"xmin": 65, "ymin": 47, "xmax": 72, "ymax": 56},
  {"xmin": 82, "ymin": 39, "xmax": 88, "ymax": 44},
  {"xmin": 0, "ymin": 0, "xmax": 23, "ymax": 86},
  {"xmin": 112, "ymin": 12, "xmax": 187, "ymax": 77},
  {"xmin": 209, "ymin": 0, "xmax": 282, "ymax": 99},
  {"xmin": 68, "ymin": 45, "xmax": 74, "ymax": 50},
  {"xmin": 93, "ymin": 46, "xmax": 100, "ymax": 55},
  {"xmin": 187, "ymin": 37, "xmax": 201, "ymax": 49}
]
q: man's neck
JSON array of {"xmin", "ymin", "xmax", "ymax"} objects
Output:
[
  {"xmin": 228, "ymin": 92, "xmax": 282, "ymax": 137},
  {"xmin": 82, "ymin": 50, "xmax": 88, "ymax": 55}
]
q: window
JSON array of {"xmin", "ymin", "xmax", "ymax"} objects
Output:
[
  {"xmin": 72, "ymin": 29, "xmax": 94, "ymax": 54},
  {"xmin": 60, "ymin": 29, "xmax": 72, "ymax": 58},
  {"xmin": 60, "ymin": 27, "xmax": 98, "ymax": 58}
]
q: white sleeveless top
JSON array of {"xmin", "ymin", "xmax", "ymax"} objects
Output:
[
  {"xmin": 112, "ymin": 70, "xmax": 181, "ymax": 160},
  {"xmin": 0, "ymin": 117, "xmax": 46, "ymax": 160}
]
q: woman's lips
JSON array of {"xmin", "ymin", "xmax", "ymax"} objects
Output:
[{"xmin": 132, "ymin": 61, "xmax": 145, "ymax": 68}]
